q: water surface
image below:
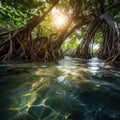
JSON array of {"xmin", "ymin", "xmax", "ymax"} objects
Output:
[{"xmin": 0, "ymin": 57, "xmax": 120, "ymax": 120}]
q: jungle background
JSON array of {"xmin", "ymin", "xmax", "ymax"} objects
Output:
[{"xmin": 0, "ymin": 0, "xmax": 120, "ymax": 65}]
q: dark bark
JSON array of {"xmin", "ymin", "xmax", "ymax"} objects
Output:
[
  {"xmin": 0, "ymin": 1, "xmax": 59, "ymax": 61},
  {"xmin": 98, "ymin": 0, "xmax": 105, "ymax": 14},
  {"xmin": 53, "ymin": 14, "xmax": 77, "ymax": 49},
  {"xmin": 74, "ymin": 16, "xmax": 103, "ymax": 59},
  {"xmin": 53, "ymin": 13, "xmax": 88, "ymax": 50},
  {"xmin": 63, "ymin": 17, "xmax": 90, "ymax": 41}
]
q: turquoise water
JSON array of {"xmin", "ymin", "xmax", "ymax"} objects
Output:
[{"xmin": 0, "ymin": 57, "xmax": 120, "ymax": 120}]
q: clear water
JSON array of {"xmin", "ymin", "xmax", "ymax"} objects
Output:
[{"xmin": 0, "ymin": 57, "xmax": 120, "ymax": 120}]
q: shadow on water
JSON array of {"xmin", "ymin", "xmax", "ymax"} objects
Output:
[{"xmin": 0, "ymin": 57, "xmax": 120, "ymax": 120}]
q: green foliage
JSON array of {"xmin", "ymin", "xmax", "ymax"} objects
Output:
[
  {"xmin": 0, "ymin": 0, "xmax": 120, "ymax": 43},
  {"xmin": 61, "ymin": 34, "xmax": 79, "ymax": 52},
  {"xmin": 114, "ymin": 13, "xmax": 120, "ymax": 24},
  {"xmin": 0, "ymin": 3, "xmax": 27, "ymax": 29},
  {"xmin": 1, "ymin": 0, "xmax": 43, "ymax": 13},
  {"xmin": 0, "ymin": 0, "xmax": 55, "ymax": 30},
  {"xmin": 94, "ymin": 30, "xmax": 102, "ymax": 44}
]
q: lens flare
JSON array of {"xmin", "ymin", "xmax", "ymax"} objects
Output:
[
  {"xmin": 51, "ymin": 8, "xmax": 68, "ymax": 29},
  {"xmin": 54, "ymin": 15, "xmax": 67, "ymax": 28}
]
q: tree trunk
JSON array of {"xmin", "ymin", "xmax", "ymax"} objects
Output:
[{"xmin": 0, "ymin": 1, "xmax": 59, "ymax": 61}]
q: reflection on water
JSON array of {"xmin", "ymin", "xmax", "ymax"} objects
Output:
[{"xmin": 0, "ymin": 56, "xmax": 120, "ymax": 120}]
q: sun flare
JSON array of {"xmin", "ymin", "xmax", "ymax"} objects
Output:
[
  {"xmin": 54, "ymin": 15, "xmax": 67, "ymax": 28},
  {"xmin": 52, "ymin": 8, "xmax": 68, "ymax": 29}
]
